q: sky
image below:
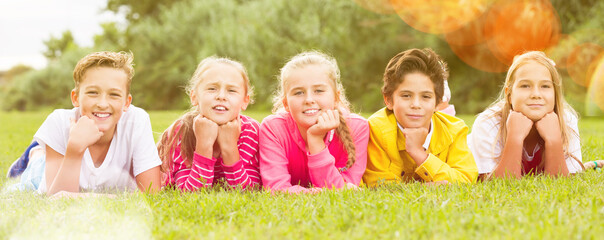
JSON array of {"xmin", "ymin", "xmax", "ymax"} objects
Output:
[{"xmin": 0, "ymin": 0, "xmax": 123, "ymax": 71}]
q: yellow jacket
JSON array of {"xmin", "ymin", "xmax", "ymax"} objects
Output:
[{"xmin": 363, "ymin": 108, "xmax": 477, "ymax": 186}]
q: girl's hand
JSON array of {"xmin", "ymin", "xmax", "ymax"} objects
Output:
[
  {"xmin": 506, "ymin": 111, "xmax": 533, "ymax": 142},
  {"xmin": 307, "ymin": 109, "xmax": 340, "ymax": 139},
  {"xmin": 68, "ymin": 116, "xmax": 103, "ymax": 153},
  {"xmin": 217, "ymin": 117, "xmax": 241, "ymax": 151},
  {"xmin": 401, "ymin": 127, "xmax": 429, "ymax": 165},
  {"xmin": 535, "ymin": 112, "xmax": 562, "ymax": 144},
  {"xmin": 193, "ymin": 115, "xmax": 219, "ymax": 157}
]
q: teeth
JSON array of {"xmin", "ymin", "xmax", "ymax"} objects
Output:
[
  {"xmin": 94, "ymin": 113, "xmax": 110, "ymax": 118},
  {"xmin": 304, "ymin": 109, "xmax": 318, "ymax": 114},
  {"xmin": 214, "ymin": 106, "xmax": 227, "ymax": 111}
]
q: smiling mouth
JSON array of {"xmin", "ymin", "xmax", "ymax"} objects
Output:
[
  {"xmin": 93, "ymin": 112, "xmax": 111, "ymax": 118},
  {"xmin": 527, "ymin": 104, "xmax": 544, "ymax": 107},
  {"xmin": 407, "ymin": 114, "xmax": 423, "ymax": 119},
  {"xmin": 303, "ymin": 109, "xmax": 320, "ymax": 115},
  {"xmin": 213, "ymin": 105, "xmax": 229, "ymax": 112}
]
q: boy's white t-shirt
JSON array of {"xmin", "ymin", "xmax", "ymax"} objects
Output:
[
  {"xmin": 468, "ymin": 105, "xmax": 583, "ymax": 174},
  {"xmin": 34, "ymin": 105, "xmax": 162, "ymax": 193}
]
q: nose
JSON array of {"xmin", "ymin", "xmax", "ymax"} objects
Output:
[
  {"xmin": 410, "ymin": 96, "xmax": 421, "ymax": 109},
  {"xmin": 530, "ymin": 86, "xmax": 542, "ymax": 99},
  {"xmin": 304, "ymin": 92, "xmax": 315, "ymax": 104},
  {"xmin": 97, "ymin": 94, "xmax": 109, "ymax": 108},
  {"xmin": 215, "ymin": 88, "xmax": 227, "ymax": 100}
]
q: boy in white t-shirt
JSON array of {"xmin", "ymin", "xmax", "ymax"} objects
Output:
[{"xmin": 8, "ymin": 51, "xmax": 161, "ymax": 196}]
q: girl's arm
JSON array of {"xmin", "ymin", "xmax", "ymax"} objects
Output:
[
  {"xmin": 307, "ymin": 119, "xmax": 369, "ymax": 188},
  {"xmin": 170, "ymin": 147, "xmax": 217, "ymax": 191},
  {"xmin": 259, "ymin": 119, "xmax": 318, "ymax": 194},
  {"xmin": 490, "ymin": 111, "xmax": 533, "ymax": 179},
  {"xmin": 219, "ymin": 119, "xmax": 261, "ymax": 189},
  {"xmin": 536, "ymin": 112, "xmax": 569, "ymax": 176}
]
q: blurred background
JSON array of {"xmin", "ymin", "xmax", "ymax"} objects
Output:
[{"xmin": 0, "ymin": 0, "xmax": 603, "ymax": 116}]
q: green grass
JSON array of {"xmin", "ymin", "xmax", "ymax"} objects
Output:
[{"xmin": 1, "ymin": 110, "xmax": 603, "ymax": 239}]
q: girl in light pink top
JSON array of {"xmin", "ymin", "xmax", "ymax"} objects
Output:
[
  {"xmin": 158, "ymin": 57, "xmax": 260, "ymax": 191},
  {"xmin": 259, "ymin": 51, "xmax": 369, "ymax": 193}
]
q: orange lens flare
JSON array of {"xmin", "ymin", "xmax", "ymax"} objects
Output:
[
  {"xmin": 567, "ymin": 43, "xmax": 604, "ymax": 87},
  {"xmin": 354, "ymin": 0, "xmax": 395, "ymax": 14}
]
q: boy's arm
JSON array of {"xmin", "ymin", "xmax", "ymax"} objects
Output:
[
  {"xmin": 136, "ymin": 166, "xmax": 161, "ymax": 193},
  {"xmin": 363, "ymin": 124, "xmax": 401, "ymax": 187},
  {"xmin": 45, "ymin": 143, "xmax": 84, "ymax": 195},
  {"xmin": 414, "ymin": 126, "xmax": 478, "ymax": 183}
]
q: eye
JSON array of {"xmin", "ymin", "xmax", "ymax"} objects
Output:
[
  {"xmin": 110, "ymin": 93, "xmax": 121, "ymax": 97},
  {"xmin": 519, "ymin": 84, "xmax": 530, "ymax": 88},
  {"xmin": 401, "ymin": 94, "xmax": 410, "ymax": 98},
  {"xmin": 423, "ymin": 95, "xmax": 432, "ymax": 99},
  {"xmin": 228, "ymin": 89, "xmax": 238, "ymax": 93},
  {"xmin": 86, "ymin": 91, "xmax": 98, "ymax": 95},
  {"xmin": 315, "ymin": 89, "xmax": 325, "ymax": 93},
  {"xmin": 541, "ymin": 84, "xmax": 552, "ymax": 88},
  {"xmin": 293, "ymin": 91, "xmax": 303, "ymax": 96},
  {"xmin": 207, "ymin": 87, "xmax": 216, "ymax": 91}
]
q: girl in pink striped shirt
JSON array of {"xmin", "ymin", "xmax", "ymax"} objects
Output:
[
  {"xmin": 157, "ymin": 57, "xmax": 261, "ymax": 191},
  {"xmin": 259, "ymin": 51, "xmax": 369, "ymax": 193}
]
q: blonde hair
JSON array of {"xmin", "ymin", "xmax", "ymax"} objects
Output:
[
  {"xmin": 73, "ymin": 51, "xmax": 134, "ymax": 93},
  {"xmin": 273, "ymin": 51, "xmax": 356, "ymax": 168},
  {"xmin": 157, "ymin": 56, "xmax": 253, "ymax": 172},
  {"xmin": 485, "ymin": 51, "xmax": 581, "ymax": 170}
]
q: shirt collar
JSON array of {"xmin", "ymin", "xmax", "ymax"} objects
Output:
[{"xmin": 397, "ymin": 118, "xmax": 433, "ymax": 150}]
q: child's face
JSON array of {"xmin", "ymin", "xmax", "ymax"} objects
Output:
[
  {"xmin": 509, "ymin": 61, "xmax": 555, "ymax": 121},
  {"xmin": 71, "ymin": 67, "xmax": 132, "ymax": 134},
  {"xmin": 283, "ymin": 65, "xmax": 337, "ymax": 132},
  {"xmin": 385, "ymin": 72, "xmax": 436, "ymax": 129},
  {"xmin": 191, "ymin": 63, "xmax": 250, "ymax": 125}
]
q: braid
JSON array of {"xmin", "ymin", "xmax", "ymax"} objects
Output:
[{"xmin": 336, "ymin": 113, "xmax": 356, "ymax": 169}]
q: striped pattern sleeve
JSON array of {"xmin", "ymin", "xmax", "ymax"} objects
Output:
[
  {"xmin": 169, "ymin": 141, "xmax": 218, "ymax": 191},
  {"xmin": 220, "ymin": 116, "xmax": 261, "ymax": 189}
]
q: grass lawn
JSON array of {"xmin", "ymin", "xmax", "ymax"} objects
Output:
[{"xmin": 0, "ymin": 110, "xmax": 603, "ymax": 239}]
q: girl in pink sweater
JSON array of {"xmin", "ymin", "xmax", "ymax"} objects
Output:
[
  {"xmin": 158, "ymin": 57, "xmax": 261, "ymax": 191},
  {"xmin": 259, "ymin": 51, "xmax": 369, "ymax": 193}
]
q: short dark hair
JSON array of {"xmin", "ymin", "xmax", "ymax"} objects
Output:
[{"xmin": 382, "ymin": 48, "xmax": 448, "ymax": 105}]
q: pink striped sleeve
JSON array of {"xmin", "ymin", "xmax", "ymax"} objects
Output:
[
  {"xmin": 307, "ymin": 116, "xmax": 369, "ymax": 188},
  {"xmin": 221, "ymin": 117, "xmax": 261, "ymax": 189},
  {"xmin": 169, "ymin": 141, "xmax": 218, "ymax": 192}
]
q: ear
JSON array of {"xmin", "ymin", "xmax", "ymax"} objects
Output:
[
  {"xmin": 282, "ymin": 97, "xmax": 290, "ymax": 112},
  {"xmin": 123, "ymin": 94, "xmax": 132, "ymax": 112},
  {"xmin": 190, "ymin": 91, "xmax": 198, "ymax": 106},
  {"xmin": 71, "ymin": 89, "xmax": 79, "ymax": 107},
  {"xmin": 241, "ymin": 95, "xmax": 250, "ymax": 111},
  {"xmin": 383, "ymin": 94, "xmax": 393, "ymax": 110}
]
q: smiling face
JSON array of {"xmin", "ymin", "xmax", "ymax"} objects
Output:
[
  {"xmin": 283, "ymin": 64, "xmax": 337, "ymax": 133},
  {"xmin": 71, "ymin": 67, "xmax": 132, "ymax": 135},
  {"xmin": 385, "ymin": 72, "xmax": 436, "ymax": 129},
  {"xmin": 191, "ymin": 63, "xmax": 250, "ymax": 125},
  {"xmin": 508, "ymin": 61, "xmax": 555, "ymax": 121}
]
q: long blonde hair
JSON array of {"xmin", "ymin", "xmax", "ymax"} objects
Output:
[
  {"xmin": 485, "ymin": 51, "xmax": 581, "ymax": 167},
  {"xmin": 157, "ymin": 56, "xmax": 253, "ymax": 172},
  {"xmin": 273, "ymin": 51, "xmax": 356, "ymax": 168}
]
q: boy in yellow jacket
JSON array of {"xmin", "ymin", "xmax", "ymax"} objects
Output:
[{"xmin": 363, "ymin": 49, "xmax": 477, "ymax": 186}]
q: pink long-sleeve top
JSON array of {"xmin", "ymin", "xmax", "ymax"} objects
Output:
[
  {"xmin": 164, "ymin": 115, "xmax": 261, "ymax": 191},
  {"xmin": 259, "ymin": 111, "xmax": 369, "ymax": 193}
]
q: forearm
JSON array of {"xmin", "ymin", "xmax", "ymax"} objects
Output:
[
  {"xmin": 490, "ymin": 137, "xmax": 523, "ymax": 179},
  {"xmin": 221, "ymin": 158, "xmax": 261, "ymax": 189},
  {"xmin": 543, "ymin": 139, "xmax": 569, "ymax": 177},
  {"xmin": 46, "ymin": 145, "xmax": 84, "ymax": 195},
  {"xmin": 174, "ymin": 153, "xmax": 217, "ymax": 191},
  {"xmin": 307, "ymin": 149, "xmax": 347, "ymax": 189},
  {"xmin": 415, "ymin": 154, "xmax": 477, "ymax": 183}
]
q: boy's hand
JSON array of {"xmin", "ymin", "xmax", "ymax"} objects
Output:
[
  {"xmin": 193, "ymin": 115, "xmax": 218, "ymax": 158},
  {"xmin": 401, "ymin": 127, "xmax": 429, "ymax": 165},
  {"xmin": 217, "ymin": 117, "xmax": 241, "ymax": 151},
  {"xmin": 535, "ymin": 112, "xmax": 562, "ymax": 144},
  {"xmin": 68, "ymin": 116, "xmax": 103, "ymax": 153},
  {"xmin": 506, "ymin": 111, "xmax": 533, "ymax": 142},
  {"xmin": 307, "ymin": 110, "xmax": 340, "ymax": 155}
]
